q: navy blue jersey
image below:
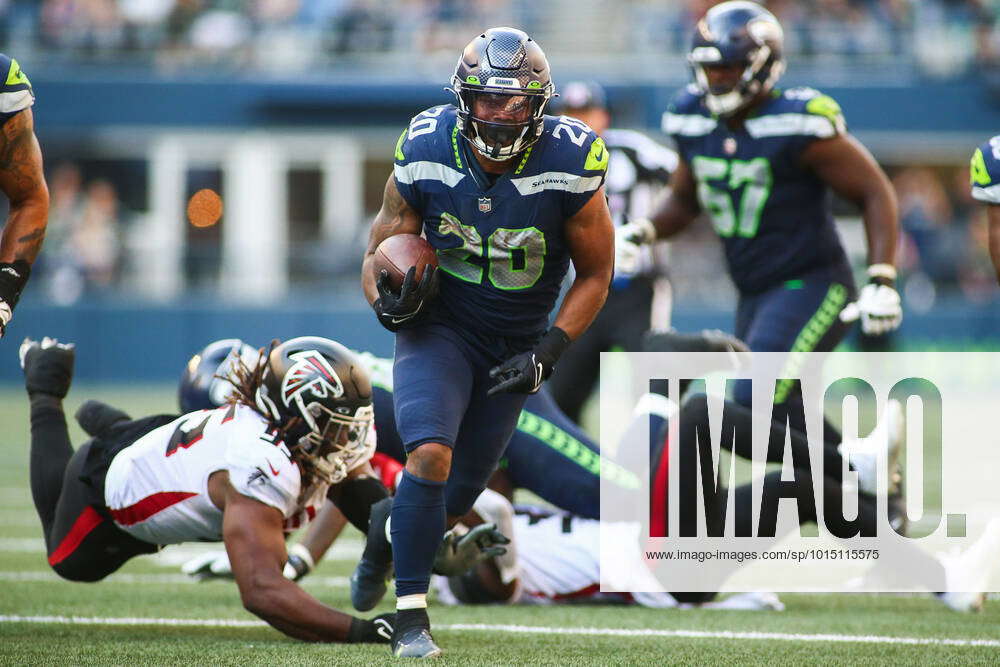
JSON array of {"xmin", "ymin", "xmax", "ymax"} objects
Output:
[
  {"xmin": 971, "ymin": 136, "xmax": 1000, "ymax": 205},
  {"xmin": 663, "ymin": 86, "xmax": 849, "ymax": 294},
  {"xmin": 0, "ymin": 54, "xmax": 33, "ymax": 124},
  {"xmin": 393, "ymin": 105, "xmax": 608, "ymax": 337}
]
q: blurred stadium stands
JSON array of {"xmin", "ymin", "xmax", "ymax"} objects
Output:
[{"xmin": 1, "ymin": 0, "xmax": 1000, "ymax": 381}]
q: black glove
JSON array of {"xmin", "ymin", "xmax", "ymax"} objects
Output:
[
  {"xmin": 372, "ymin": 265, "xmax": 439, "ymax": 332},
  {"xmin": 0, "ymin": 260, "xmax": 30, "ymax": 338},
  {"xmin": 487, "ymin": 327, "xmax": 570, "ymax": 396}
]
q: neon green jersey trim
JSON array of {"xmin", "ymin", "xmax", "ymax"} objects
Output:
[
  {"xmin": 451, "ymin": 125, "xmax": 463, "ymax": 168},
  {"xmin": 584, "ymin": 137, "xmax": 609, "ymax": 172},
  {"xmin": 6, "ymin": 59, "xmax": 28, "ymax": 86},
  {"xmin": 394, "ymin": 129, "xmax": 406, "ymax": 161},
  {"xmin": 971, "ymin": 148, "xmax": 992, "ymax": 187},
  {"xmin": 805, "ymin": 94, "xmax": 843, "ymax": 126}
]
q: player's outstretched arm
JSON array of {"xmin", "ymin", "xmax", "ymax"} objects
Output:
[
  {"xmin": 361, "ymin": 174, "xmax": 423, "ymax": 306},
  {"xmin": 554, "ymin": 185, "xmax": 615, "ymax": 340},
  {"xmin": 0, "ymin": 107, "xmax": 49, "ymax": 337},
  {"xmin": 801, "ymin": 133, "xmax": 898, "ymax": 269},
  {"xmin": 218, "ymin": 472, "xmax": 389, "ymax": 643}
]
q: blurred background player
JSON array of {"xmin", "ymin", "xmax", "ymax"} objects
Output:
[
  {"xmin": 19, "ymin": 335, "xmax": 394, "ymax": 644},
  {"xmin": 620, "ymin": 1, "xmax": 901, "ymax": 454},
  {"xmin": 359, "ymin": 28, "xmax": 614, "ymax": 657},
  {"xmin": 970, "ymin": 135, "xmax": 1000, "ymax": 284},
  {"xmin": 0, "ymin": 54, "xmax": 48, "ymax": 338},
  {"xmin": 547, "ymin": 80, "xmax": 678, "ymax": 424}
]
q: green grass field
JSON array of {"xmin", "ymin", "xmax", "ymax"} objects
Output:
[{"xmin": 1, "ymin": 385, "xmax": 999, "ymax": 665}]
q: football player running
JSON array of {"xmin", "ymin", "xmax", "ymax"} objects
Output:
[
  {"xmin": 0, "ymin": 54, "xmax": 49, "ymax": 338},
  {"xmin": 970, "ymin": 135, "xmax": 1000, "ymax": 284},
  {"xmin": 621, "ymin": 2, "xmax": 901, "ymax": 449},
  {"xmin": 547, "ymin": 81, "xmax": 678, "ymax": 423},
  {"xmin": 19, "ymin": 335, "xmax": 395, "ymax": 644},
  {"xmin": 360, "ymin": 27, "xmax": 614, "ymax": 657}
]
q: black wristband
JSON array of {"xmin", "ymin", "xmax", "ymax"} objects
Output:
[
  {"xmin": 869, "ymin": 276, "xmax": 894, "ymax": 288},
  {"xmin": 0, "ymin": 260, "xmax": 30, "ymax": 305},
  {"xmin": 346, "ymin": 614, "xmax": 394, "ymax": 644},
  {"xmin": 536, "ymin": 326, "xmax": 571, "ymax": 366}
]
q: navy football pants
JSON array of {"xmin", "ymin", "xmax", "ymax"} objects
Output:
[
  {"xmin": 733, "ymin": 263, "xmax": 856, "ymax": 447},
  {"xmin": 392, "ymin": 323, "xmax": 529, "ymax": 516},
  {"xmin": 375, "ymin": 383, "xmax": 604, "ymax": 519}
]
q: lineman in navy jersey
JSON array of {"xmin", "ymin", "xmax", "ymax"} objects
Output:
[
  {"xmin": 621, "ymin": 2, "xmax": 901, "ymax": 417},
  {"xmin": 970, "ymin": 136, "xmax": 1000, "ymax": 284},
  {"xmin": 548, "ymin": 81, "xmax": 677, "ymax": 423},
  {"xmin": 360, "ymin": 27, "xmax": 613, "ymax": 657}
]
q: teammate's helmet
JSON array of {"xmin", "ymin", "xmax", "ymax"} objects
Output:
[
  {"xmin": 179, "ymin": 338, "xmax": 259, "ymax": 413},
  {"xmin": 688, "ymin": 1, "xmax": 785, "ymax": 117},
  {"xmin": 254, "ymin": 337, "xmax": 374, "ymax": 485},
  {"xmin": 558, "ymin": 81, "xmax": 607, "ymax": 112},
  {"xmin": 450, "ymin": 27, "xmax": 555, "ymax": 161}
]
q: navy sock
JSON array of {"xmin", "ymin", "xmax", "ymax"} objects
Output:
[{"xmin": 391, "ymin": 470, "xmax": 446, "ymax": 598}]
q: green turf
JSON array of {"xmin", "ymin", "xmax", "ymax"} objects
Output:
[{"xmin": 2, "ymin": 386, "xmax": 999, "ymax": 664}]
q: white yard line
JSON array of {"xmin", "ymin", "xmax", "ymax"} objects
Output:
[
  {"xmin": 0, "ymin": 571, "xmax": 348, "ymax": 587},
  {"xmin": 0, "ymin": 538, "xmax": 364, "ymax": 563},
  {"xmin": 0, "ymin": 615, "xmax": 996, "ymax": 648}
]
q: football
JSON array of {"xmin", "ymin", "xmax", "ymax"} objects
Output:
[{"xmin": 372, "ymin": 233, "xmax": 438, "ymax": 292}]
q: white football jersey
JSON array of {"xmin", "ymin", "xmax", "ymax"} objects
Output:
[{"xmin": 103, "ymin": 404, "xmax": 329, "ymax": 545}]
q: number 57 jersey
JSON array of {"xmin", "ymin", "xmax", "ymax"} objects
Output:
[
  {"xmin": 663, "ymin": 87, "xmax": 851, "ymax": 295},
  {"xmin": 393, "ymin": 105, "xmax": 609, "ymax": 338}
]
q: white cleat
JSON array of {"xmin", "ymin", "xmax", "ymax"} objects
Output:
[
  {"xmin": 937, "ymin": 518, "xmax": 1000, "ymax": 613},
  {"xmin": 702, "ymin": 592, "xmax": 785, "ymax": 611},
  {"xmin": 839, "ymin": 399, "xmax": 904, "ymax": 496}
]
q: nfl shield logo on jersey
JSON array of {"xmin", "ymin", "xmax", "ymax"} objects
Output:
[{"xmin": 478, "ymin": 197, "xmax": 492, "ymax": 213}]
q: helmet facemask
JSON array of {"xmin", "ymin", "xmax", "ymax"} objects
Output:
[
  {"xmin": 296, "ymin": 402, "xmax": 374, "ymax": 485},
  {"xmin": 688, "ymin": 6, "xmax": 786, "ymax": 118},
  {"xmin": 453, "ymin": 79, "xmax": 550, "ymax": 161},
  {"xmin": 690, "ymin": 43, "xmax": 784, "ymax": 117}
]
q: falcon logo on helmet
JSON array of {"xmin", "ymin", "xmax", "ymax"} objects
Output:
[
  {"xmin": 252, "ymin": 337, "xmax": 376, "ymax": 485},
  {"xmin": 281, "ymin": 350, "xmax": 344, "ymax": 406}
]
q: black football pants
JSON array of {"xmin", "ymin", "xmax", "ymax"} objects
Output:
[{"xmin": 29, "ymin": 394, "xmax": 158, "ymax": 582}]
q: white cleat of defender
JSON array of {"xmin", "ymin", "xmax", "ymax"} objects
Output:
[
  {"xmin": 937, "ymin": 518, "xmax": 1000, "ymax": 613},
  {"xmin": 839, "ymin": 399, "xmax": 905, "ymax": 497}
]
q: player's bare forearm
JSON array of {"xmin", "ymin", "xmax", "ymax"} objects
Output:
[
  {"xmin": 555, "ymin": 272, "xmax": 610, "ymax": 340},
  {"xmin": 648, "ymin": 159, "xmax": 700, "ymax": 239},
  {"xmin": 802, "ymin": 134, "xmax": 898, "ymax": 267},
  {"xmin": 557, "ymin": 187, "xmax": 614, "ymax": 339},
  {"xmin": 222, "ymin": 483, "xmax": 355, "ymax": 642},
  {"xmin": 0, "ymin": 108, "xmax": 48, "ymax": 264},
  {"xmin": 361, "ymin": 173, "xmax": 422, "ymax": 304},
  {"xmin": 987, "ymin": 207, "xmax": 1000, "ymax": 284}
]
